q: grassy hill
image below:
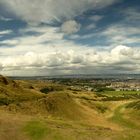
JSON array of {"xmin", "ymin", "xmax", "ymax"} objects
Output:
[{"xmin": 0, "ymin": 75, "xmax": 140, "ymax": 140}]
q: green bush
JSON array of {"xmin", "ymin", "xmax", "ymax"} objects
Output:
[
  {"xmin": 40, "ymin": 87, "xmax": 53, "ymax": 94},
  {"xmin": 0, "ymin": 97, "xmax": 13, "ymax": 105}
]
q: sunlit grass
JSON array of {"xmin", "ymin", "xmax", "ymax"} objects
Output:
[{"xmin": 23, "ymin": 120, "xmax": 50, "ymax": 140}]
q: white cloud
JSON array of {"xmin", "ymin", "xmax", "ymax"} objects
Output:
[
  {"xmin": 0, "ymin": 0, "xmax": 139, "ymax": 76},
  {"xmin": 0, "ymin": 0, "xmax": 119, "ymax": 24},
  {"xmin": 61, "ymin": 20, "xmax": 81, "ymax": 34},
  {"xmin": 0, "ymin": 30, "xmax": 12, "ymax": 36},
  {"xmin": 0, "ymin": 16, "xmax": 13, "ymax": 21},
  {"xmin": 0, "ymin": 40, "xmax": 18, "ymax": 46},
  {"xmin": 122, "ymin": 8, "xmax": 140, "ymax": 22},
  {"xmin": 1, "ymin": 25, "xmax": 139, "ymax": 76},
  {"xmin": 99, "ymin": 24, "xmax": 140, "ymax": 45},
  {"xmin": 0, "ymin": 42, "xmax": 140, "ymax": 76},
  {"xmin": 0, "ymin": 26, "xmax": 64, "ymax": 49},
  {"xmin": 89, "ymin": 15, "xmax": 103, "ymax": 21},
  {"xmin": 86, "ymin": 24, "xmax": 96, "ymax": 30}
]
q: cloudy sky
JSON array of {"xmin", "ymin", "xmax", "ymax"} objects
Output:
[{"xmin": 0, "ymin": 0, "xmax": 140, "ymax": 76}]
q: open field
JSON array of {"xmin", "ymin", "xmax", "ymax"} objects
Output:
[
  {"xmin": 0, "ymin": 75, "xmax": 140, "ymax": 140},
  {"xmin": 100, "ymin": 91, "xmax": 140, "ymax": 96}
]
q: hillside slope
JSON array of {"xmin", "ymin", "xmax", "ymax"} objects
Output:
[{"xmin": 0, "ymin": 75, "xmax": 140, "ymax": 140}]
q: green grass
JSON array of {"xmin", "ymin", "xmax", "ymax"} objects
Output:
[
  {"xmin": 1, "ymin": 76, "xmax": 140, "ymax": 140},
  {"xmin": 110, "ymin": 104, "xmax": 139, "ymax": 129},
  {"xmin": 97, "ymin": 91, "xmax": 140, "ymax": 101},
  {"xmin": 23, "ymin": 120, "xmax": 50, "ymax": 140},
  {"xmin": 101, "ymin": 91, "xmax": 140, "ymax": 96}
]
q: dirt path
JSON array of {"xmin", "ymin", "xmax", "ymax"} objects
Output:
[
  {"xmin": 74, "ymin": 98, "xmax": 122, "ymax": 130},
  {"xmin": 110, "ymin": 101, "xmax": 140, "ymax": 129}
]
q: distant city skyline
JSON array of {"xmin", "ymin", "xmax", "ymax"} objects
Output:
[{"xmin": 0, "ymin": 0, "xmax": 140, "ymax": 76}]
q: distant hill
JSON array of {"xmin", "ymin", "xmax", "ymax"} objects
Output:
[{"xmin": 9, "ymin": 74, "xmax": 140, "ymax": 80}]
